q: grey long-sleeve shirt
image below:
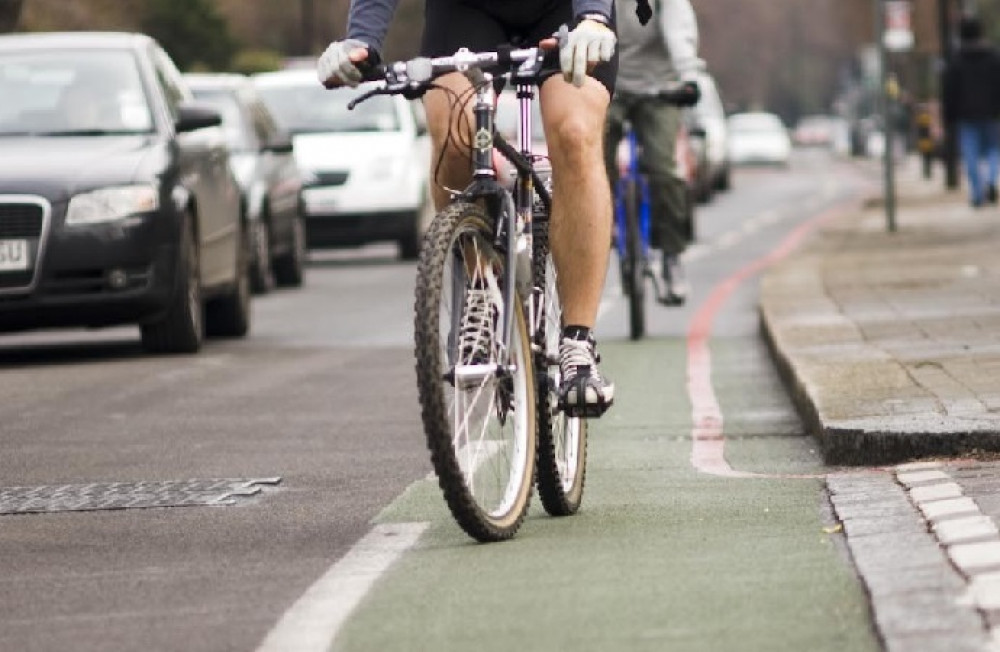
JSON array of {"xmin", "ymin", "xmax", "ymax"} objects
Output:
[
  {"xmin": 347, "ymin": 0, "xmax": 614, "ymax": 54},
  {"xmin": 616, "ymin": 0, "xmax": 704, "ymax": 94}
]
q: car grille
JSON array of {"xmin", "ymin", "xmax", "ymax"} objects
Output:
[
  {"xmin": 0, "ymin": 196, "xmax": 50, "ymax": 293},
  {"xmin": 0, "ymin": 203, "xmax": 44, "ymax": 238},
  {"xmin": 309, "ymin": 171, "xmax": 349, "ymax": 187}
]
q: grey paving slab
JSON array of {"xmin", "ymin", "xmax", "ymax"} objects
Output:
[{"xmin": 761, "ymin": 165, "xmax": 1000, "ymax": 465}]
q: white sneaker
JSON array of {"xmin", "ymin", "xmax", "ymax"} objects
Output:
[
  {"xmin": 458, "ymin": 285, "xmax": 498, "ymax": 365},
  {"xmin": 558, "ymin": 335, "xmax": 615, "ymax": 417},
  {"xmin": 660, "ymin": 253, "xmax": 689, "ymax": 305}
]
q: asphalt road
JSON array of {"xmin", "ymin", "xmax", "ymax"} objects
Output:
[{"xmin": 0, "ymin": 149, "xmax": 883, "ymax": 652}]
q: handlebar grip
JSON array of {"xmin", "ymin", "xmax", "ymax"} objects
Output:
[{"xmin": 358, "ymin": 61, "xmax": 387, "ymax": 82}]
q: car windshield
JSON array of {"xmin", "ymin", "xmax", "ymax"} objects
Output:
[
  {"xmin": 0, "ymin": 49, "xmax": 154, "ymax": 137},
  {"xmin": 189, "ymin": 89, "xmax": 251, "ymax": 151},
  {"xmin": 255, "ymin": 82, "xmax": 399, "ymax": 134}
]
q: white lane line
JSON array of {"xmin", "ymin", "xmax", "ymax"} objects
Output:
[{"xmin": 255, "ymin": 522, "xmax": 429, "ymax": 652}]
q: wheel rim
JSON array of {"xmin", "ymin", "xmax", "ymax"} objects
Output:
[
  {"xmin": 437, "ymin": 226, "xmax": 531, "ymax": 519},
  {"xmin": 543, "ymin": 254, "xmax": 581, "ymax": 492}
]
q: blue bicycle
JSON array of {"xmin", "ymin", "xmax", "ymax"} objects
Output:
[{"xmin": 612, "ymin": 87, "xmax": 699, "ymax": 340}]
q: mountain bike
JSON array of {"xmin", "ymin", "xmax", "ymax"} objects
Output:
[
  {"xmin": 613, "ymin": 87, "xmax": 699, "ymax": 340},
  {"xmin": 348, "ymin": 40, "xmax": 586, "ymax": 542}
]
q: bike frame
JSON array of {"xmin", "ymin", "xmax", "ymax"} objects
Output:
[
  {"xmin": 614, "ymin": 125, "xmax": 653, "ymax": 265},
  {"xmin": 455, "ymin": 73, "xmax": 550, "ymax": 370}
]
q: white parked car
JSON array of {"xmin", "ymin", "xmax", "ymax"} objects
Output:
[
  {"xmin": 252, "ymin": 69, "xmax": 432, "ymax": 260},
  {"xmin": 689, "ymin": 72, "xmax": 731, "ymax": 192},
  {"xmin": 727, "ymin": 111, "xmax": 792, "ymax": 166}
]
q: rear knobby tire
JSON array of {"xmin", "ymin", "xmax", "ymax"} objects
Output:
[
  {"xmin": 414, "ymin": 201, "xmax": 536, "ymax": 542},
  {"xmin": 624, "ymin": 179, "xmax": 646, "ymax": 340},
  {"xmin": 532, "ymin": 219, "xmax": 588, "ymax": 516}
]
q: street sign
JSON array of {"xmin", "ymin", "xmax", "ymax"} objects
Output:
[{"xmin": 884, "ymin": 0, "xmax": 914, "ymax": 52}]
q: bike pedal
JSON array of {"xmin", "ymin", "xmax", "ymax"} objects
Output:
[
  {"xmin": 657, "ymin": 294, "xmax": 686, "ymax": 307},
  {"xmin": 559, "ymin": 401, "xmax": 611, "ymax": 419}
]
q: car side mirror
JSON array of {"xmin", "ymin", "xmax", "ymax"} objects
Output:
[{"xmin": 175, "ymin": 102, "xmax": 222, "ymax": 133}]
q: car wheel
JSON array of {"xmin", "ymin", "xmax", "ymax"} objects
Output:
[
  {"xmin": 205, "ymin": 222, "xmax": 251, "ymax": 338},
  {"xmin": 141, "ymin": 214, "xmax": 203, "ymax": 354},
  {"xmin": 716, "ymin": 165, "xmax": 731, "ymax": 192},
  {"xmin": 250, "ymin": 218, "xmax": 275, "ymax": 294},
  {"xmin": 399, "ymin": 192, "xmax": 433, "ymax": 261},
  {"xmin": 274, "ymin": 215, "xmax": 306, "ymax": 287}
]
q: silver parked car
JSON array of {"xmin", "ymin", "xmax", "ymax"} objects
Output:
[
  {"xmin": 185, "ymin": 73, "xmax": 307, "ymax": 292},
  {"xmin": 253, "ymin": 69, "xmax": 433, "ymax": 260}
]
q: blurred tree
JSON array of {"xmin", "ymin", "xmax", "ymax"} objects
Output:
[
  {"xmin": 22, "ymin": 0, "xmax": 144, "ymax": 32},
  {"xmin": 140, "ymin": 0, "xmax": 237, "ymax": 71},
  {"xmin": 0, "ymin": 0, "xmax": 23, "ymax": 32},
  {"xmin": 231, "ymin": 48, "xmax": 284, "ymax": 74}
]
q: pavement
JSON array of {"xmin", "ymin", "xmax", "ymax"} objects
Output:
[
  {"xmin": 760, "ymin": 158, "xmax": 1000, "ymax": 651},
  {"xmin": 760, "ymin": 159, "xmax": 1000, "ymax": 466}
]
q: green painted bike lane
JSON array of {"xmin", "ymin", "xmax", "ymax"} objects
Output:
[{"xmin": 332, "ymin": 338, "xmax": 880, "ymax": 652}]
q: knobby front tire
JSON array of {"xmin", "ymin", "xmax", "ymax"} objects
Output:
[
  {"xmin": 532, "ymin": 219, "xmax": 588, "ymax": 516},
  {"xmin": 413, "ymin": 201, "xmax": 537, "ymax": 542}
]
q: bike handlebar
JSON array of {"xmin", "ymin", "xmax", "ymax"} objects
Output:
[
  {"xmin": 345, "ymin": 37, "xmax": 560, "ymax": 109},
  {"xmin": 652, "ymin": 82, "xmax": 701, "ymax": 108}
]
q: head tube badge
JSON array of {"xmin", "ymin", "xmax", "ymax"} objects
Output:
[{"xmin": 474, "ymin": 127, "xmax": 493, "ymax": 152}]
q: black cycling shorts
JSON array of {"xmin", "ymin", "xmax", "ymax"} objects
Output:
[{"xmin": 421, "ymin": 0, "xmax": 618, "ymax": 95}]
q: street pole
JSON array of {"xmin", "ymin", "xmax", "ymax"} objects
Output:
[
  {"xmin": 939, "ymin": 0, "xmax": 960, "ymax": 188},
  {"xmin": 877, "ymin": 0, "xmax": 898, "ymax": 232}
]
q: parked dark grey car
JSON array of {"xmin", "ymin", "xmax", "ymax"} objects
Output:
[
  {"xmin": 0, "ymin": 32, "xmax": 250, "ymax": 353},
  {"xmin": 185, "ymin": 73, "xmax": 306, "ymax": 292}
]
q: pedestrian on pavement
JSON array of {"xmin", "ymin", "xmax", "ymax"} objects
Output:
[
  {"xmin": 943, "ymin": 15, "xmax": 1000, "ymax": 208},
  {"xmin": 317, "ymin": 0, "xmax": 620, "ymax": 416},
  {"xmin": 604, "ymin": 0, "xmax": 704, "ymax": 305}
]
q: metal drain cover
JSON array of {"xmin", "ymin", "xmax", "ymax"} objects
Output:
[{"xmin": 0, "ymin": 477, "xmax": 282, "ymax": 515}]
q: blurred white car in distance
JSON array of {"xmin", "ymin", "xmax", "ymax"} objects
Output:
[
  {"xmin": 727, "ymin": 111, "xmax": 792, "ymax": 166},
  {"xmin": 688, "ymin": 72, "xmax": 731, "ymax": 194},
  {"xmin": 252, "ymin": 69, "xmax": 432, "ymax": 260}
]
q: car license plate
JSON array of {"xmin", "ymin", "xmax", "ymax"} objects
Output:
[
  {"xmin": 303, "ymin": 188, "xmax": 340, "ymax": 214},
  {"xmin": 0, "ymin": 239, "xmax": 29, "ymax": 271}
]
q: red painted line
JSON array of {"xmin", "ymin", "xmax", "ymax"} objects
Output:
[{"xmin": 686, "ymin": 200, "xmax": 858, "ymax": 478}]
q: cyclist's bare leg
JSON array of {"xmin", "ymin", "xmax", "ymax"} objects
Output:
[
  {"xmin": 422, "ymin": 72, "xmax": 476, "ymax": 210},
  {"xmin": 538, "ymin": 75, "xmax": 612, "ymax": 329}
]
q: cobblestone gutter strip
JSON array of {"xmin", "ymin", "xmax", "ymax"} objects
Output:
[
  {"xmin": 895, "ymin": 462, "xmax": 1000, "ymax": 650},
  {"xmin": 827, "ymin": 471, "xmax": 990, "ymax": 651}
]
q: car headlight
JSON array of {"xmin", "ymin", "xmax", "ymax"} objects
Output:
[{"xmin": 65, "ymin": 185, "xmax": 159, "ymax": 225}]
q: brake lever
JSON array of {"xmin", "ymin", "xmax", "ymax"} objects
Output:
[{"xmin": 347, "ymin": 87, "xmax": 385, "ymax": 110}]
